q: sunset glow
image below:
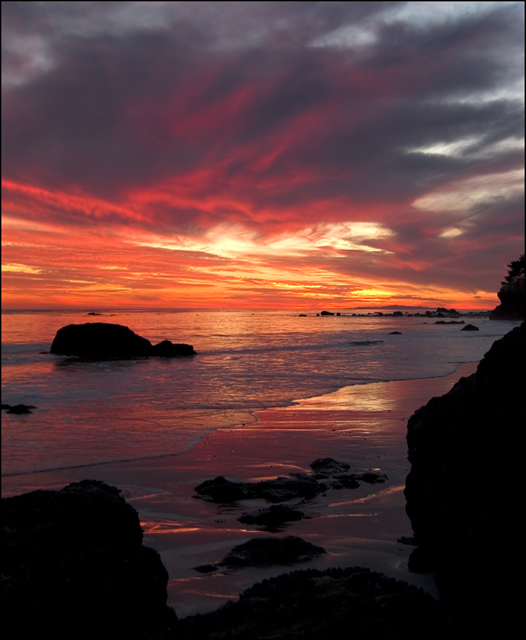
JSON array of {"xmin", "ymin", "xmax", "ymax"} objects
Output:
[{"xmin": 2, "ymin": 2, "xmax": 524, "ymax": 310}]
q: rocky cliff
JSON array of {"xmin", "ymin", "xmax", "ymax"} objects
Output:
[
  {"xmin": 490, "ymin": 271, "xmax": 525, "ymax": 320},
  {"xmin": 405, "ymin": 322, "xmax": 524, "ymax": 632}
]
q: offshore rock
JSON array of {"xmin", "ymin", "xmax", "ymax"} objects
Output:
[
  {"xmin": 50, "ymin": 322, "xmax": 195, "ymax": 359},
  {"xmin": 179, "ymin": 567, "xmax": 440, "ymax": 640},
  {"xmin": 405, "ymin": 323, "xmax": 524, "ymax": 633},
  {"xmin": 151, "ymin": 339, "xmax": 196, "ymax": 357},
  {"xmin": 460, "ymin": 323, "xmax": 479, "ymax": 331},
  {"xmin": 1, "ymin": 480, "xmax": 177, "ymax": 640},
  {"xmin": 3, "ymin": 404, "xmax": 37, "ymax": 414}
]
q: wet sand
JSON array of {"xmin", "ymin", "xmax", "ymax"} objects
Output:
[{"xmin": 1, "ymin": 363, "xmax": 477, "ymax": 618}]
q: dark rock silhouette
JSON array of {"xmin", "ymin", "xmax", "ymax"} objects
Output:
[
  {"xmin": 50, "ymin": 322, "xmax": 195, "ymax": 359},
  {"xmin": 238, "ymin": 505, "xmax": 305, "ymax": 531},
  {"xmin": 460, "ymin": 323, "xmax": 479, "ymax": 331},
  {"xmin": 405, "ymin": 323, "xmax": 524, "ymax": 633},
  {"xmin": 179, "ymin": 567, "xmax": 440, "ymax": 640},
  {"xmin": 320, "ymin": 310, "xmax": 334, "ymax": 316},
  {"xmin": 196, "ymin": 460, "xmax": 387, "ymax": 505},
  {"xmin": 490, "ymin": 275, "xmax": 525, "ymax": 320},
  {"xmin": 2, "ymin": 404, "xmax": 37, "ymax": 414},
  {"xmin": 490, "ymin": 255, "xmax": 525, "ymax": 320},
  {"xmin": 195, "ymin": 474, "xmax": 323, "ymax": 504},
  {"xmin": 219, "ymin": 536, "xmax": 325, "ymax": 569},
  {"xmin": 1, "ymin": 480, "xmax": 177, "ymax": 640},
  {"xmin": 151, "ymin": 339, "xmax": 196, "ymax": 357},
  {"xmin": 309, "ymin": 457, "xmax": 350, "ymax": 474},
  {"xmin": 435, "ymin": 307, "xmax": 461, "ymax": 317}
]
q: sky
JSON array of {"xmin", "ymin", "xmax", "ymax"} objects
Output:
[{"xmin": 2, "ymin": 1, "xmax": 524, "ymax": 310}]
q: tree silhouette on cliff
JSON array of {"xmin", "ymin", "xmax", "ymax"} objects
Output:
[{"xmin": 502, "ymin": 254, "xmax": 525, "ymax": 285}]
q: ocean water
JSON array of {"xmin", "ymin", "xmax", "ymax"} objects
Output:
[{"xmin": 1, "ymin": 308, "xmax": 518, "ymax": 477}]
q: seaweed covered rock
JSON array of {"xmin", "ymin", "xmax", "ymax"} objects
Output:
[
  {"xmin": 1, "ymin": 480, "xmax": 177, "ymax": 640},
  {"xmin": 405, "ymin": 323, "xmax": 525, "ymax": 632},
  {"xmin": 179, "ymin": 567, "xmax": 440, "ymax": 640},
  {"xmin": 50, "ymin": 322, "xmax": 195, "ymax": 359}
]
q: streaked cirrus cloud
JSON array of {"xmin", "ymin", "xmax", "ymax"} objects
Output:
[{"xmin": 2, "ymin": 1, "xmax": 524, "ymax": 309}]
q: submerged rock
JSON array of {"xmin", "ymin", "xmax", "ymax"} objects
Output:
[
  {"xmin": 180, "ymin": 567, "xmax": 440, "ymax": 640},
  {"xmin": 1, "ymin": 479, "xmax": 177, "ymax": 640},
  {"xmin": 405, "ymin": 323, "xmax": 524, "ymax": 633},
  {"xmin": 50, "ymin": 322, "xmax": 195, "ymax": 359},
  {"xmin": 460, "ymin": 323, "xmax": 479, "ymax": 331}
]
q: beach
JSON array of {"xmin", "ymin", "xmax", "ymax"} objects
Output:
[{"xmin": 1, "ymin": 362, "xmax": 478, "ymax": 618}]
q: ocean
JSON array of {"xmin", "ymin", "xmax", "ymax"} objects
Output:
[{"xmin": 1, "ymin": 308, "xmax": 518, "ymax": 478}]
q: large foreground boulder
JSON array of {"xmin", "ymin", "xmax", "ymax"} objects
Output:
[
  {"xmin": 50, "ymin": 322, "xmax": 195, "ymax": 359},
  {"xmin": 1, "ymin": 480, "xmax": 177, "ymax": 640},
  {"xmin": 179, "ymin": 567, "xmax": 440, "ymax": 640},
  {"xmin": 405, "ymin": 323, "xmax": 524, "ymax": 632}
]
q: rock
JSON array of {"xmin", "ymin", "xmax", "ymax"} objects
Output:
[
  {"xmin": 490, "ymin": 272, "xmax": 525, "ymax": 321},
  {"xmin": 195, "ymin": 475, "xmax": 324, "ymax": 504},
  {"xmin": 404, "ymin": 323, "xmax": 524, "ymax": 633},
  {"xmin": 358, "ymin": 471, "xmax": 388, "ymax": 483},
  {"xmin": 435, "ymin": 320, "xmax": 464, "ymax": 325},
  {"xmin": 320, "ymin": 310, "xmax": 334, "ymax": 316},
  {"xmin": 331, "ymin": 474, "xmax": 360, "ymax": 489},
  {"xmin": 218, "ymin": 536, "xmax": 326, "ymax": 569},
  {"xmin": 436, "ymin": 307, "xmax": 461, "ymax": 317},
  {"xmin": 50, "ymin": 322, "xmax": 195, "ymax": 359},
  {"xmin": 193, "ymin": 564, "xmax": 218, "ymax": 574},
  {"xmin": 179, "ymin": 567, "xmax": 440, "ymax": 640},
  {"xmin": 151, "ymin": 340, "xmax": 196, "ymax": 357},
  {"xmin": 238, "ymin": 505, "xmax": 305, "ymax": 530},
  {"xmin": 393, "ymin": 311, "xmax": 404, "ymax": 317},
  {"xmin": 388, "ymin": 331, "xmax": 402, "ymax": 334},
  {"xmin": 460, "ymin": 323, "xmax": 479, "ymax": 331},
  {"xmin": 309, "ymin": 458, "xmax": 350, "ymax": 474},
  {"xmin": 1, "ymin": 480, "xmax": 178, "ymax": 640},
  {"xmin": 5, "ymin": 404, "xmax": 36, "ymax": 414},
  {"xmin": 196, "ymin": 460, "xmax": 384, "ymax": 505}
]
